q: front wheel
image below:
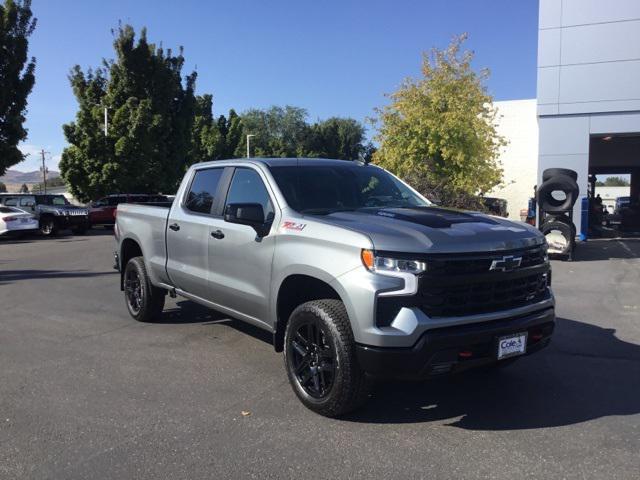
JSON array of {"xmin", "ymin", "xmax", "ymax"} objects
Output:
[
  {"xmin": 284, "ymin": 299, "xmax": 370, "ymax": 417},
  {"xmin": 39, "ymin": 217, "xmax": 57, "ymax": 236},
  {"xmin": 123, "ymin": 256, "xmax": 165, "ymax": 322}
]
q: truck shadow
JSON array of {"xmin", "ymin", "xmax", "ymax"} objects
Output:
[
  {"xmin": 343, "ymin": 317, "xmax": 640, "ymax": 429},
  {"xmin": 0, "ymin": 269, "xmax": 117, "ymax": 285},
  {"xmin": 160, "ymin": 301, "xmax": 274, "ymax": 344}
]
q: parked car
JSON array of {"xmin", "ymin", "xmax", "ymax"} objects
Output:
[
  {"xmin": 0, "ymin": 206, "xmax": 39, "ymax": 237},
  {"xmin": 89, "ymin": 194, "xmax": 169, "ymax": 227},
  {"xmin": 114, "ymin": 158, "xmax": 554, "ymax": 417},
  {"xmin": 0, "ymin": 193, "xmax": 90, "ymax": 236},
  {"xmin": 614, "ymin": 196, "xmax": 630, "ymax": 215}
]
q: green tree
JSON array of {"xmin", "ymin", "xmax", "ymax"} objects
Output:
[
  {"xmin": 189, "ymin": 94, "xmax": 224, "ymax": 165},
  {"xmin": 60, "ymin": 25, "xmax": 199, "ymax": 201},
  {"xmin": 233, "ymin": 106, "xmax": 369, "ymax": 160},
  {"xmin": 236, "ymin": 106, "xmax": 309, "ymax": 158},
  {"xmin": 371, "ymin": 34, "xmax": 505, "ymax": 208},
  {"xmin": 0, "ymin": 181, "xmax": 7, "ymax": 192},
  {"xmin": 19, "ymin": 182, "xmax": 28, "ymax": 192},
  {"xmin": 0, "ymin": 0, "xmax": 36, "ymax": 175},
  {"xmin": 603, "ymin": 176, "xmax": 630, "ymax": 187},
  {"xmin": 305, "ymin": 117, "xmax": 367, "ymax": 160}
]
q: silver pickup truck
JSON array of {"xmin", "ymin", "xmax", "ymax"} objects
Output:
[{"xmin": 114, "ymin": 158, "xmax": 555, "ymax": 417}]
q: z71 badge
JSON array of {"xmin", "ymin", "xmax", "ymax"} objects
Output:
[{"xmin": 282, "ymin": 221, "xmax": 306, "ymax": 231}]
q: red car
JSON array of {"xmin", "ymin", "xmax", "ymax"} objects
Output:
[{"xmin": 89, "ymin": 194, "xmax": 169, "ymax": 227}]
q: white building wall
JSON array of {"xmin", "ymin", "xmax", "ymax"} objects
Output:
[{"xmin": 489, "ymin": 99, "xmax": 538, "ymax": 220}]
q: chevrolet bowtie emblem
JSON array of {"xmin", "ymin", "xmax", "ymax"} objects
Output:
[{"xmin": 489, "ymin": 255, "xmax": 522, "ymax": 272}]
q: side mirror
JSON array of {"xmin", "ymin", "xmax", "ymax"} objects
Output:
[{"xmin": 224, "ymin": 203, "xmax": 268, "ymax": 236}]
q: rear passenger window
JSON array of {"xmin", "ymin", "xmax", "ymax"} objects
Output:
[
  {"xmin": 4, "ymin": 198, "xmax": 18, "ymax": 206},
  {"xmin": 185, "ymin": 168, "xmax": 224, "ymax": 214}
]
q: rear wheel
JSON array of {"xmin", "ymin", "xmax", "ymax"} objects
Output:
[
  {"xmin": 284, "ymin": 299, "xmax": 370, "ymax": 417},
  {"xmin": 123, "ymin": 256, "xmax": 165, "ymax": 322}
]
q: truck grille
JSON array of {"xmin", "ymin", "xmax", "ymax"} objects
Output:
[
  {"xmin": 375, "ymin": 245, "xmax": 550, "ymax": 325},
  {"xmin": 418, "ymin": 271, "xmax": 549, "ymax": 318},
  {"xmin": 66, "ymin": 209, "xmax": 87, "ymax": 216},
  {"xmin": 418, "ymin": 245, "xmax": 549, "ymax": 318}
]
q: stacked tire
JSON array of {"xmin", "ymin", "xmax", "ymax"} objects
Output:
[{"xmin": 537, "ymin": 168, "xmax": 579, "ymax": 257}]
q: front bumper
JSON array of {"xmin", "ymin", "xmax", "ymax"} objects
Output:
[
  {"xmin": 58, "ymin": 215, "xmax": 90, "ymax": 228},
  {"xmin": 356, "ymin": 307, "xmax": 555, "ymax": 379}
]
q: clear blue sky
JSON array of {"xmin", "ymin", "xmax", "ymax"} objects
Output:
[{"xmin": 17, "ymin": 0, "xmax": 539, "ymax": 171}]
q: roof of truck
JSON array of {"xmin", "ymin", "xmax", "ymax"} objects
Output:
[{"xmin": 248, "ymin": 158, "xmax": 367, "ymax": 167}]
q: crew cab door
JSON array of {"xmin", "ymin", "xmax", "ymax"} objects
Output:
[
  {"xmin": 207, "ymin": 166, "xmax": 278, "ymax": 322},
  {"xmin": 166, "ymin": 166, "xmax": 228, "ymax": 300}
]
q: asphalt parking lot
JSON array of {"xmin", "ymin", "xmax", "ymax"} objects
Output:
[{"xmin": 1, "ymin": 231, "xmax": 639, "ymax": 479}]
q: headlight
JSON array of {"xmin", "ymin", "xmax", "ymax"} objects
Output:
[{"xmin": 361, "ymin": 249, "xmax": 426, "ymax": 274}]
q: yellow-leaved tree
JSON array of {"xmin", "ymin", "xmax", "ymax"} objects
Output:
[{"xmin": 372, "ymin": 34, "xmax": 506, "ymax": 209}]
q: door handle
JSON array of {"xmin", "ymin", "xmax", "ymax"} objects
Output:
[
  {"xmin": 169, "ymin": 223, "xmax": 180, "ymax": 231},
  {"xmin": 210, "ymin": 229, "xmax": 225, "ymax": 240}
]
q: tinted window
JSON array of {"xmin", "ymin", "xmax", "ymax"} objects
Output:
[
  {"xmin": 106, "ymin": 197, "xmax": 120, "ymax": 206},
  {"xmin": 185, "ymin": 168, "xmax": 224, "ymax": 214},
  {"xmin": 269, "ymin": 164, "xmax": 428, "ymax": 214},
  {"xmin": 226, "ymin": 168, "xmax": 274, "ymax": 221},
  {"xmin": 227, "ymin": 168, "xmax": 273, "ymax": 222},
  {"xmin": 19, "ymin": 196, "xmax": 35, "ymax": 207},
  {"xmin": 0, "ymin": 207, "xmax": 17, "ymax": 213},
  {"xmin": 37, "ymin": 195, "xmax": 69, "ymax": 206},
  {"xmin": 4, "ymin": 198, "xmax": 18, "ymax": 206}
]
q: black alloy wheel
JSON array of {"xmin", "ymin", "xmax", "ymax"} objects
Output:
[
  {"xmin": 122, "ymin": 256, "xmax": 165, "ymax": 322},
  {"xmin": 284, "ymin": 299, "xmax": 370, "ymax": 417},
  {"xmin": 288, "ymin": 321, "xmax": 336, "ymax": 399},
  {"xmin": 124, "ymin": 265, "xmax": 144, "ymax": 315}
]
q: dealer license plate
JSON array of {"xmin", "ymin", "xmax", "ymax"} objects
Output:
[{"xmin": 497, "ymin": 333, "xmax": 527, "ymax": 360}]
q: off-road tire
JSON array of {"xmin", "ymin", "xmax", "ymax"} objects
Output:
[
  {"xmin": 542, "ymin": 168, "xmax": 578, "ymax": 182},
  {"xmin": 284, "ymin": 299, "xmax": 370, "ymax": 417},
  {"xmin": 541, "ymin": 220, "xmax": 574, "ymax": 255},
  {"xmin": 537, "ymin": 174, "xmax": 580, "ymax": 213},
  {"xmin": 123, "ymin": 256, "xmax": 165, "ymax": 322}
]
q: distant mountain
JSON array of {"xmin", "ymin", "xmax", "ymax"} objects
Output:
[{"xmin": 0, "ymin": 169, "xmax": 60, "ymax": 184}]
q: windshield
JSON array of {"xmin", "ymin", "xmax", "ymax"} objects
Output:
[
  {"xmin": 269, "ymin": 163, "xmax": 429, "ymax": 214},
  {"xmin": 40, "ymin": 195, "xmax": 69, "ymax": 206}
]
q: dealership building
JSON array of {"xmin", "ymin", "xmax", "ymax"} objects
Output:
[{"xmin": 491, "ymin": 0, "xmax": 640, "ymax": 235}]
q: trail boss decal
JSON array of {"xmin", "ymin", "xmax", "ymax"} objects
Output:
[{"xmin": 282, "ymin": 221, "xmax": 306, "ymax": 231}]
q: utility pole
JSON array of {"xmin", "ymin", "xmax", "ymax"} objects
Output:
[
  {"xmin": 246, "ymin": 134, "xmax": 255, "ymax": 158},
  {"xmin": 39, "ymin": 149, "xmax": 49, "ymax": 195},
  {"xmin": 104, "ymin": 107, "xmax": 108, "ymax": 136}
]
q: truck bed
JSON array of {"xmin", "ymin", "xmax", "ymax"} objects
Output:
[{"xmin": 116, "ymin": 202, "xmax": 173, "ymax": 287}]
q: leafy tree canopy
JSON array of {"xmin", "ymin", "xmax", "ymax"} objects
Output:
[
  {"xmin": 0, "ymin": 0, "xmax": 36, "ymax": 175},
  {"xmin": 595, "ymin": 176, "xmax": 630, "ymax": 187},
  {"xmin": 60, "ymin": 25, "xmax": 201, "ymax": 202},
  {"xmin": 0, "ymin": 181, "xmax": 7, "ymax": 192},
  {"xmin": 371, "ymin": 34, "xmax": 505, "ymax": 208},
  {"xmin": 236, "ymin": 106, "xmax": 369, "ymax": 160}
]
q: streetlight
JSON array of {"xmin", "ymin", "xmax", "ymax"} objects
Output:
[{"xmin": 246, "ymin": 134, "xmax": 255, "ymax": 158}]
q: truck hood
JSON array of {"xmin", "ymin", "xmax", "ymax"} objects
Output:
[{"xmin": 312, "ymin": 206, "xmax": 544, "ymax": 254}]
